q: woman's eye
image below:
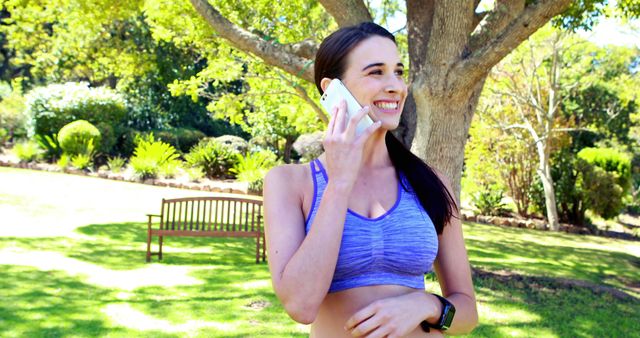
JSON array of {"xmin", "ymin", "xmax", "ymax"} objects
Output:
[
  {"xmin": 368, "ymin": 70, "xmax": 383, "ymax": 75},
  {"xmin": 395, "ymin": 69, "xmax": 404, "ymax": 76}
]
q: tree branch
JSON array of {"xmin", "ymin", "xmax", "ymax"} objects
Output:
[
  {"xmin": 189, "ymin": 0, "xmax": 315, "ymax": 83},
  {"xmin": 318, "ymin": 0, "xmax": 372, "ymax": 27},
  {"xmin": 453, "ymin": 0, "xmax": 573, "ymax": 91},
  {"xmin": 469, "ymin": 0, "xmax": 525, "ymax": 49},
  {"xmin": 472, "ymin": 11, "xmax": 488, "ymax": 33},
  {"xmin": 282, "ymin": 38, "xmax": 319, "ymax": 60}
]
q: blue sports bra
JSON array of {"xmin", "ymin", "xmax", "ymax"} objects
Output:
[{"xmin": 304, "ymin": 159, "xmax": 439, "ymax": 293}]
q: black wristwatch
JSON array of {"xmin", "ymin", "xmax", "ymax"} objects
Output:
[{"xmin": 420, "ymin": 294, "xmax": 456, "ymax": 332}]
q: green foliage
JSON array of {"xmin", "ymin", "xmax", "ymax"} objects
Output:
[
  {"xmin": 185, "ymin": 167, "xmax": 205, "ymax": 182},
  {"xmin": 13, "ymin": 140, "xmax": 41, "ymax": 162},
  {"xmin": 563, "ymin": 84, "xmax": 635, "ymax": 148},
  {"xmin": 24, "ymin": 82, "xmax": 127, "ymax": 154},
  {"xmin": 539, "ymin": 148, "xmax": 629, "ymax": 225},
  {"xmin": 577, "ymin": 147, "xmax": 632, "ymax": 191},
  {"xmin": 158, "ymin": 160, "xmax": 181, "ymax": 179},
  {"xmin": 230, "ymin": 150, "xmax": 279, "ymax": 194},
  {"xmin": 129, "ymin": 133, "xmax": 180, "ymax": 180},
  {"xmin": 152, "ymin": 128, "xmax": 207, "ymax": 154},
  {"xmin": 553, "ymin": 0, "xmax": 640, "ymax": 32},
  {"xmin": 34, "ymin": 133, "xmax": 62, "ymax": 161},
  {"xmin": 576, "ymin": 159, "xmax": 625, "ymax": 220},
  {"xmin": 70, "ymin": 153, "xmax": 92, "ymax": 170},
  {"xmin": 58, "ymin": 120, "xmax": 101, "ymax": 156},
  {"xmin": 184, "ymin": 138, "xmax": 239, "ymax": 179},
  {"xmin": 106, "ymin": 156, "xmax": 126, "ymax": 173},
  {"xmin": 0, "ymin": 128, "xmax": 8, "ymax": 145},
  {"xmin": 471, "ymin": 185, "xmax": 511, "ymax": 217},
  {"xmin": 57, "ymin": 154, "xmax": 70, "ymax": 170},
  {"xmin": 0, "ymin": 79, "xmax": 28, "ymax": 141}
]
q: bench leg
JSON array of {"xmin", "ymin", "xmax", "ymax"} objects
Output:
[
  {"xmin": 158, "ymin": 236, "xmax": 163, "ymax": 260},
  {"xmin": 262, "ymin": 233, "xmax": 266, "ymax": 262},
  {"xmin": 146, "ymin": 230, "xmax": 152, "ymax": 263},
  {"xmin": 255, "ymin": 235, "xmax": 260, "ymax": 263}
]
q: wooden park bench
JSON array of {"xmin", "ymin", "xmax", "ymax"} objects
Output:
[{"xmin": 146, "ymin": 196, "xmax": 265, "ymax": 263}]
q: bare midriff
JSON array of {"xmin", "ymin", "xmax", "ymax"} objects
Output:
[{"xmin": 309, "ymin": 284, "xmax": 443, "ymax": 338}]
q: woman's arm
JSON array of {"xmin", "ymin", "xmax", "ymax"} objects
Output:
[
  {"xmin": 264, "ymin": 166, "xmax": 351, "ymax": 324},
  {"xmin": 429, "ymin": 174, "xmax": 478, "ymax": 334}
]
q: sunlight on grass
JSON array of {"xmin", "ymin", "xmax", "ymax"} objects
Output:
[
  {"xmin": 0, "ymin": 249, "xmax": 203, "ymax": 290},
  {"xmin": 1, "ymin": 168, "xmax": 637, "ymax": 337},
  {"xmin": 103, "ymin": 304, "xmax": 238, "ymax": 333}
]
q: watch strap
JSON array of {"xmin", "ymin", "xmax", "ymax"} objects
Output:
[{"xmin": 420, "ymin": 294, "xmax": 456, "ymax": 332}]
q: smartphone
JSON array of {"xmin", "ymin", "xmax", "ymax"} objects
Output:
[{"xmin": 320, "ymin": 79, "xmax": 374, "ymax": 136}]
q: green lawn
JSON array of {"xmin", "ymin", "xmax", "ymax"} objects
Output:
[{"xmin": 0, "ymin": 167, "xmax": 638, "ymax": 337}]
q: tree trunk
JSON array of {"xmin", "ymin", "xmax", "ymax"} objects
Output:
[
  {"xmin": 535, "ymin": 144, "xmax": 560, "ymax": 230},
  {"xmin": 282, "ymin": 135, "xmax": 296, "ymax": 164},
  {"xmin": 409, "ymin": 77, "xmax": 486, "ymax": 203}
]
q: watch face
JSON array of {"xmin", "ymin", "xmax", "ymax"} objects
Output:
[{"xmin": 441, "ymin": 303, "xmax": 456, "ymax": 329}]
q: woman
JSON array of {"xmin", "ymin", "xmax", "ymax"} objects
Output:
[{"xmin": 263, "ymin": 22, "xmax": 477, "ymax": 337}]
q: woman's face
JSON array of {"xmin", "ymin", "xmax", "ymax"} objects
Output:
[{"xmin": 323, "ymin": 35, "xmax": 408, "ymax": 130}]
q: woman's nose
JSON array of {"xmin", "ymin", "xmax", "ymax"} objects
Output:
[{"xmin": 384, "ymin": 76, "xmax": 405, "ymax": 93}]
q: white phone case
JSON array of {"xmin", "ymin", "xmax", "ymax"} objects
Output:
[{"xmin": 320, "ymin": 79, "xmax": 374, "ymax": 135}]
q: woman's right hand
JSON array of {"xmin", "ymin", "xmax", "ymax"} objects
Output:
[{"xmin": 322, "ymin": 99, "xmax": 382, "ymax": 192}]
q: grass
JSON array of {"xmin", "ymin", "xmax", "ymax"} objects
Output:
[{"xmin": 1, "ymin": 166, "xmax": 638, "ymax": 337}]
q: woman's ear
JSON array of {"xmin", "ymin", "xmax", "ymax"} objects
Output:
[{"xmin": 320, "ymin": 78, "xmax": 332, "ymax": 93}]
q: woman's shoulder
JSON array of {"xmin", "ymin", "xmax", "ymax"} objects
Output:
[{"xmin": 264, "ymin": 161, "xmax": 313, "ymax": 198}]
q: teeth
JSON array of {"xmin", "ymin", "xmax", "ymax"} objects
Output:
[{"xmin": 374, "ymin": 102, "xmax": 397, "ymax": 109}]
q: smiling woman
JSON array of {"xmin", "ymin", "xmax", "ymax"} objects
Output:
[{"xmin": 264, "ymin": 22, "xmax": 478, "ymax": 337}]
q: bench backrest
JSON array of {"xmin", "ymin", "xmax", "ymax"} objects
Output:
[{"xmin": 159, "ymin": 196, "xmax": 263, "ymax": 232}]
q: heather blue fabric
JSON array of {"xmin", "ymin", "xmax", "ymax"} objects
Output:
[{"xmin": 305, "ymin": 159, "xmax": 438, "ymax": 293}]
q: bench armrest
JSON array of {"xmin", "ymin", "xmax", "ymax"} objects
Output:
[{"xmin": 146, "ymin": 214, "xmax": 162, "ymax": 218}]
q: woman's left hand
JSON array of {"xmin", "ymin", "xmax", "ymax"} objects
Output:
[{"xmin": 344, "ymin": 291, "xmax": 434, "ymax": 337}]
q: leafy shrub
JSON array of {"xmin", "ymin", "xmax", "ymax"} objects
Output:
[
  {"xmin": 185, "ymin": 167, "xmax": 205, "ymax": 182},
  {"xmin": 159, "ymin": 161, "xmax": 181, "ymax": 179},
  {"xmin": 24, "ymin": 82, "xmax": 126, "ymax": 153},
  {"xmin": 577, "ymin": 147, "xmax": 632, "ymax": 191},
  {"xmin": 107, "ymin": 156, "xmax": 126, "ymax": 173},
  {"xmin": 231, "ymin": 150, "xmax": 279, "ymax": 194},
  {"xmin": 153, "ymin": 128, "xmax": 207, "ymax": 153},
  {"xmin": 34, "ymin": 133, "xmax": 62, "ymax": 161},
  {"xmin": 0, "ymin": 79, "xmax": 28, "ymax": 142},
  {"xmin": 216, "ymin": 135, "xmax": 249, "ymax": 155},
  {"xmin": 129, "ymin": 134, "xmax": 180, "ymax": 180},
  {"xmin": 114, "ymin": 127, "xmax": 142, "ymax": 158},
  {"xmin": 58, "ymin": 120, "xmax": 101, "ymax": 156},
  {"xmin": 471, "ymin": 185, "xmax": 511, "ymax": 216},
  {"xmin": 13, "ymin": 140, "xmax": 41, "ymax": 162},
  {"xmin": 71, "ymin": 153, "xmax": 92, "ymax": 170},
  {"xmin": 0, "ymin": 128, "xmax": 8, "ymax": 145},
  {"xmin": 57, "ymin": 154, "xmax": 70, "ymax": 170},
  {"xmin": 576, "ymin": 159, "xmax": 625, "ymax": 220},
  {"xmin": 293, "ymin": 131, "xmax": 324, "ymax": 162},
  {"xmin": 185, "ymin": 138, "xmax": 239, "ymax": 179}
]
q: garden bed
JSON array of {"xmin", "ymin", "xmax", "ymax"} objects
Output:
[{"xmin": 0, "ymin": 151, "xmax": 252, "ymax": 196}]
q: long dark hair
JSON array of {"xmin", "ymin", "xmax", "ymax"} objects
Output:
[{"xmin": 314, "ymin": 22, "xmax": 457, "ymax": 234}]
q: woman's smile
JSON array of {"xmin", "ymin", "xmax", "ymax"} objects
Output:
[{"xmin": 372, "ymin": 99, "xmax": 402, "ymax": 115}]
